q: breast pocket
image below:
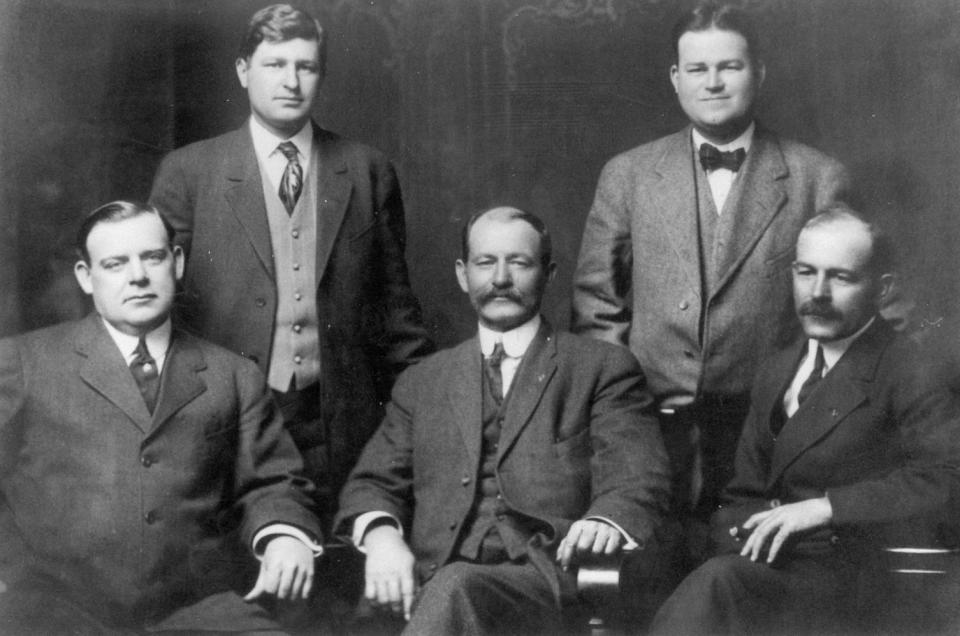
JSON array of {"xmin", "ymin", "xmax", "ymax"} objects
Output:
[
  {"xmin": 762, "ymin": 247, "xmax": 796, "ymax": 278},
  {"xmin": 553, "ymin": 426, "xmax": 592, "ymax": 458}
]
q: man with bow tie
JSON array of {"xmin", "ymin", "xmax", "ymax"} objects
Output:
[
  {"xmin": 572, "ymin": 1, "xmax": 850, "ymax": 569},
  {"xmin": 649, "ymin": 206, "xmax": 960, "ymax": 634},
  {"xmin": 149, "ymin": 4, "xmax": 432, "ymax": 524},
  {"xmin": 335, "ymin": 207, "xmax": 671, "ymax": 634},
  {"xmin": 0, "ymin": 201, "xmax": 323, "ymax": 633}
]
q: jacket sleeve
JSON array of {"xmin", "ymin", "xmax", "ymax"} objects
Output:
[
  {"xmin": 148, "ymin": 150, "xmax": 196, "ymax": 258},
  {"xmin": 232, "ymin": 359, "xmax": 322, "ymax": 549},
  {"xmin": 334, "ymin": 365, "xmax": 418, "ymax": 542},
  {"xmin": 571, "ymin": 158, "xmax": 634, "ymax": 347},
  {"xmin": 0, "ymin": 338, "xmax": 30, "ymax": 585},
  {"xmin": 583, "ymin": 346, "xmax": 671, "ymax": 546}
]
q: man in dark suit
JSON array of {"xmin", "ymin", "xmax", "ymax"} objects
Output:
[
  {"xmin": 649, "ymin": 206, "xmax": 960, "ymax": 634},
  {"xmin": 0, "ymin": 201, "xmax": 323, "ymax": 633},
  {"xmin": 335, "ymin": 207, "xmax": 671, "ymax": 634},
  {"xmin": 148, "ymin": 4, "xmax": 432, "ymax": 518},
  {"xmin": 572, "ymin": 1, "xmax": 850, "ymax": 558}
]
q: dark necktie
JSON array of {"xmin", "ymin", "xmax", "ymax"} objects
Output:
[
  {"xmin": 131, "ymin": 337, "xmax": 160, "ymax": 414},
  {"xmin": 484, "ymin": 342, "xmax": 506, "ymax": 404},
  {"xmin": 699, "ymin": 143, "xmax": 746, "ymax": 172},
  {"xmin": 797, "ymin": 345, "xmax": 826, "ymax": 406},
  {"xmin": 278, "ymin": 141, "xmax": 302, "ymax": 215}
]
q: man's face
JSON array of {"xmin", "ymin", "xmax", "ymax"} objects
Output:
[
  {"xmin": 456, "ymin": 212, "xmax": 556, "ymax": 332},
  {"xmin": 236, "ymin": 37, "xmax": 322, "ymax": 137},
  {"xmin": 792, "ymin": 220, "xmax": 889, "ymax": 342},
  {"xmin": 670, "ymin": 28, "xmax": 764, "ymax": 143},
  {"xmin": 74, "ymin": 214, "xmax": 184, "ymax": 337}
]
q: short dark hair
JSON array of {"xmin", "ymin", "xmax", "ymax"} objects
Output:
[
  {"xmin": 802, "ymin": 204, "xmax": 897, "ymax": 276},
  {"xmin": 238, "ymin": 4, "xmax": 326, "ymax": 74},
  {"xmin": 672, "ymin": 1, "xmax": 761, "ymax": 63},
  {"xmin": 76, "ymin": 201, "xmax": 175, "ymax": 264},
  {"xmin": 460, "ymin": 207, "xmax": 553, "ymax": 267}
]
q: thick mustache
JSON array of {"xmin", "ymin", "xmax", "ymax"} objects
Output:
[
  {"xmin": 480, "ymin": 290, "xmax": 523, "ymax": 304},
  {"xmin": 797, "ymin": 301, "xmax": 841, "ymax": 320}
]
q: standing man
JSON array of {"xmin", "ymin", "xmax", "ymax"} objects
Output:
[
  {"xmin": 650, "ymin": 207, "xmax": 960, "ymax": 634},
  {"xmin": 0, "ymin": 202, "xmax": 322, "ymax": 633},
  {"xmin": 149, "ymin": 4, "xmax": 432, "ymax": 520},
  {"xmin": 335, "ymin": 207, "xmax": 671, "ymax": 634},
  {"xmin": 572, "ymin": 1, "xmax": 850, "ymax": 559}
]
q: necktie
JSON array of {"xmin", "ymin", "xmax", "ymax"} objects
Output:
[
  {"xmin": 484, "ymin": 342, "xmax": 506, "ymax": 404},
  {"xmin": 797, "ymin": 345, "xmax": 826, "ymax": 406},
  {"xmin": 699, "ymin": 143, "xmax": 746, "ymax": 172},
  {"xmin": 277, "ymin": 141, "xmax": 302, "ymax": 215},
  {"xmin": 131, "ymin": 337, "xmax": 160, "ymax": 414}
]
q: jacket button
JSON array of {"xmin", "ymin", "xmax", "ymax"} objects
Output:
[
  {"xmin": 460, "ymin": 476, "xmax": 470, "ymax": 486},
  {"xmin": 255, "ymin": 298, "xmax": 266, "ymax": 308},
  {"xmin": 144, "ymin": 510, "xmax": 158, "ymax": 524},
  {"xmin": 140, "ymin": 455, "xmax": 154, "ymax": 467},
  {"xmin": 830, "ymin": 535, "xmax": 840, "ymax": 545},
  {"xmin": 768, "ymin": 499, "xmax": 781, "ymax": 509},
  {"xmin": 449, "ymin": 521, "xmax": 457, "ymax": 530}
]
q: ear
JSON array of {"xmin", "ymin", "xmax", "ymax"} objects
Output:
[
  {"xmin": 545, "ymin": 261, "xmax": 558, "ymax": 284},
  {"xmin": 670, "ymin": 64, "xmax": 680, "ymax": 94},
  {"xmin": 877, "ymin": 273, "xmax": 894, "ymax": 302},
  {"xmin": 455, "ymin": 259, "xmax": 469, "ymax": 294},
  {"xmin": 235, "ymin": 57, "xmax": 250, "ymax": 88},
  {"xmin": 754, "ymin": 59, "xmax": 766, "ymax": 90},
  {"xmin": 172, "ymin": 245, "xmax": 185, "ymax": 282},
  {"xmin": 74, "ymin": 260, "xmax": 93, "ymax": 296}
]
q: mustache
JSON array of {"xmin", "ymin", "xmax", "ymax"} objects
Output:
[
  {"xmin": 797, "ymin": 301, "xmax": 841, "ymax": 321},
  {"xmin": 479, "ymin": 289, "xmax": 524, "ymax": 304}
]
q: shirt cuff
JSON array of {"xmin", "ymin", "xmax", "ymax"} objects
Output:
[
  {"xmin": 352, "ymin": 511, "xmax": 403, "ymax": 553},
  {"xmin": 585, "ymin": 516, "xmax": 639, "ymax": 551},
  {"xmin": 252, "ymin": 524, "xmax": 324, "ymax": 558}
]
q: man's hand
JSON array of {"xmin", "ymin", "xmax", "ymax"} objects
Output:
[
  {"xmin": 363, "ymin": 524, "xmax": 417, "ymax": 620},
  {"xmin": 740, "ymin": 497, "xmax": 833, "ymax": 563},
  {"xmin": 244, "ymin": 535, "xmax": 315, "ymax": 602},
  {"xmin": 556, "ymin": 519, "xmax": 624, "ymax": 571}
]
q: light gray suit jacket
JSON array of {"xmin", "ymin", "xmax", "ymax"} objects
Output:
[{"xmin": 573, "ymin": 124, "xmax": 849, "ymax": 400}]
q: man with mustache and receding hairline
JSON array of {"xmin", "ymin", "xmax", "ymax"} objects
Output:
[
  {"xmin": 649, "ymin": 205, "xmax": 960, "ymax": 634},
  {"xmin": 335, "ymin": 206, "xmax": 671, "ymax": 634}
]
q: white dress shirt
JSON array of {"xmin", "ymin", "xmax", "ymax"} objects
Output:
[
  {"xmin": 248, "ymin": 116, "xmax": 314, "ymax": 190},
  {"xmin": 692, "ymin": 121, "xmax": 755, "ymax": 213},
  {"xmin": 783, "ymin": 317, "xmax": 876, "ymax": 417}
]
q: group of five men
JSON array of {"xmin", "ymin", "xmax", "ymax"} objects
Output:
[{"xmin": 2, "ymin": 2, "xmax": 959, "ymax": 634}]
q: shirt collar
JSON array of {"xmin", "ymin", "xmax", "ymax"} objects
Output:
[
  {"xmin": 691, "ymin": 121, "xmax": 755, "ymax": 154},
  {"xmin": 478, "ymin": 314, "xmax": 541, "ymax": 358},
  {"xmin": 248, "ymin": 116, "xmax": 314, "ymax": 166},
  {"xmin": 101, "ymin": 317, "xmax": 172, "ymax": 365},
  {"xmin": 809, "ymin": 316, "xmax": 876, "ymax": 372}
]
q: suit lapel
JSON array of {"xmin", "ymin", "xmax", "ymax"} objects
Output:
[
  {"xmin": 222, "ymin": 127, "xmax": 275, "ymax": 279},
  {"xmin": 498, "ymin": 323, "xmax": 558, "ymax": 463},
  {"xmin": 75, "ymin": 315, "xmax": 152, "ymax": 433},
  {"xmin": 767, "ymin": 320, "xmax": 891, "ymax": 487},
  {"xmin": 651, "ymin": 128, "xmax": 702, "ymax": 292},
  {"xmin": 711, "ymin": 126, "xmax": 788, "ymax": 297},
  {"xmin": 312, "ymin": 126, "xmax": 353, "ymax": 285},
  {"xmin": 148, "ymin": 332, "xmax": 208, "ymax": 436},
  {"xmin": 447, "ymin": 337, "xmax": 484, "ymax": 468}
]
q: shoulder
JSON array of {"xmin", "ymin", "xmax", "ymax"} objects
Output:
[
  {"xmin": 757, "ymin": 127, "xmax": 846, "ymax": 176},
  {"xmin": 601, "ymin": 130, "xmax": 686, "ymax": 174},
  {"xmin": 174, "ymin": 329, "xmax": 262, "ymax": 378},
  {"xmin": 157, "ymin": 128, "xmax": 246, "ymax": 166},
  {"xmin": 315, "ymin": 127, "xmax": 393, "ymax": 170},
  {"xmin": 553, "ymin": 331, "xmax": 640, "ymax": 371},
  {"xmin": 5, "ymin": 320, "xmax": 79, "ymax": 354}
]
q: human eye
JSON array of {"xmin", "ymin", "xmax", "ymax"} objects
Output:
[
  {"xmin": 297, "ymin": 61, "xmax": 319, "ymax": 74},
  {"xmin": 143, "ymin": 250, "xmax": 168, "ymax": 265},
  {"xmin": 685, "ymin": 64, "xmax": 706, "ymax": 74},
  {"xmin": 792, "ymin": 262, "xmax": 813, "ymax": 277},
  {"xmin": 100, "ymin": 258, "xmax": 123, "ymax": 271}
]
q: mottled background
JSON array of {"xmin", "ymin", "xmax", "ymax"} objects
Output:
[{"xmin": 2, "ymin": 0, "xmax": 958, "ymax": 347}]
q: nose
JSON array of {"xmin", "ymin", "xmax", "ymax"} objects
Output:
[
  {"xmin": 492, "ymin": 260, "xmax": 512, "ymax": 288},
  {"xmin": 282, "ymin": 65, "xmax": 300, "ymax": 91},
  {"xmin": 127, "ymin": 259, "xmax": 149, "ymax": 286},
  {"xmin": 706, "ymin": 67, "xmax": 723, "ymax": 91},
  {"xmin": 811, "ymin": 273, "xmax": 830, "ymax": 300}
]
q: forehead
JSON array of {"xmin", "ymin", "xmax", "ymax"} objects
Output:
[
  {"xmin": 796, "ymin": 221, "xmax": 874, "ymax": 269},
  {"xmin": 251, "ymin": 37, "xmax": 320, "ymax": 60},
  {"xmin": 677, "ymin": 28, "xmax": 751, "ymax": 62},
  {"xmin": 468, "ymin": 215, "xmax": 542, "ymax": 255},
  {"xmin": 85, "ymin": 214, "xmax": 169, "ymax": 258}
]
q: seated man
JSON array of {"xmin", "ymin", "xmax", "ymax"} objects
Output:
[
  {"xmin": 334, "ymin": 206, "xmax": 671, "ymax": 634},
  {"xmin": 0, "ymin": 201, "xmax": 323, "ymax": 633},
  {"xmin": 650, "ymin": 206, "xmax": 960, "ymax": 634}
]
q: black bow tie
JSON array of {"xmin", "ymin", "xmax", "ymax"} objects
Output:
[{"xmin": 699, "ymin": 143, "xmax": 746, "ymax": 172}]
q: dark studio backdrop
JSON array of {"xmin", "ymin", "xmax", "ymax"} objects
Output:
[{"xmin": 1, "ymin": 0, "xmax": 959, "ymax": 349}]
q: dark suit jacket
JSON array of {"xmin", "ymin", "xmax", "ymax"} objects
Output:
[
  {"xmin": 335, "ymin": 321, "xmax": 671, "ymax": 600},
  {"xmin": 148, "ymin": 123, "xmax": 433, "ymax": 498},
  {"xmin": 0, "ymin": 314, "xmax": 320, "ymax": 628},
  {"xmin": 573, "ymin": 124, "xmax": 849, "ymax": 399},
  {"xmin": 712, "ymin": 318, "xmax": 960, "ymax": 559}
]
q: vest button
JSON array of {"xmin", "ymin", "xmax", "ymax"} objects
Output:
[
  {"xmin": 449, "ymin": 522, "xmax": 457, "ymax": 530},
  {"xmin": 291, "ymin": 230, "xmax": 300, "ymax": 238},
  {"xmin": 144, "ymin": 510, "xmax": 158, "ymax": 524},
  {"xmin": 460, "ymin": 476, "xmax": 470, "ymax": 486},
  {"xmin": 140, "ymin": 455, "xmax": 154, "ymax": 467},
  {"xmin": 255, "ymin": 298, "xmax": 266, "ymax": 308},
  {"xmin": 293, "ymin": 324, "xmax": 302, "ymax": 333},
  {"xmin": 679, "ymin": 300, "xmax": 689, "ymax": 310}
]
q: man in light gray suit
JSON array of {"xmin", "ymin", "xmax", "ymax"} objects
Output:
[{"xmin": 572, "ymin": 1, "xmax": 849, "ymax": 567}]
